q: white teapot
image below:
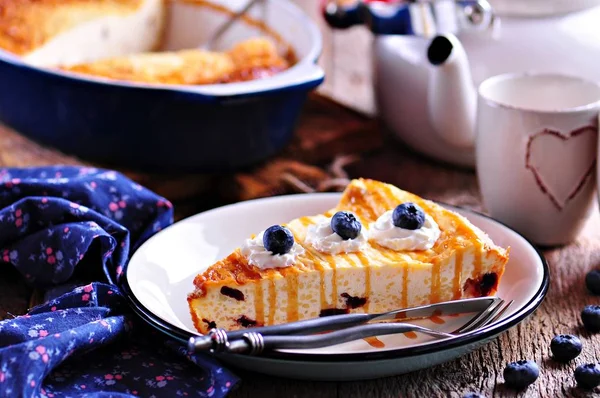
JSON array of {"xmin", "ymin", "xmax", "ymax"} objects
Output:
[{"xmin": 325, "ymin": 0, "xmax": 600, "ymax": 167}]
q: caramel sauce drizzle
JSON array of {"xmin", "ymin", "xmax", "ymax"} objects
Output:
[
  {"xmin": 404, "ymin": 331, "xmax": 418, "ymax": 339},
  {"xmin": 324, "ymin": 254, "xmax": 338, "ymax": 308},
  {"xmin": 347, "ymin": 188, "xmax": 378, "ymax": 221},
  {"xmin": 268, "ymin": 279, "xmax": 276, "ymax": 325},
  {"xmin": 285, "ymin": 270, "xmax": 300, "ymax": 322},
  {"xmin": 356, "ymin": 253, "xmax": 371, "ymax": 312},
  {"xmin": 473, "ymin": 241, "xmax": 483, "ymax": 277},
  {"xmin": 254, "ymin": 280, "xmax": 265, "ymax": 325},
  {"xmin": 453, "ymin": 250, "xmax": 464, "ymax": 300},
  {"xmin": 402, "ymin": 265, "xmax": 409, "ymax": 309},
  {"xmin": 364, "ymin": 336, "xmax": 385, "ymax": 348},
  {"xmin": 429, "ymin": 309, "xmax": 445, "ymax": 324},
  {"xmin": 430, "ymin": 259, "xmax": 441, "ymax": 304},
  {"xmin": 301, "ymin": 246, "xmax": 328, "ymax": 311}
]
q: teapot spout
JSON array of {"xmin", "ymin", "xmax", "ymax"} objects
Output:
[{"xmin": 426, "ymin": 34, "xmax": 477, "ymax": 149}]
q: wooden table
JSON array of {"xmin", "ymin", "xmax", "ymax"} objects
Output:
[
  {"xmin": 2, "ymin": 3, "xmax": 600, "ymax": 393},
  {"xmin": 2, "ymin": 121, "xmax": 600, "ymax": 397}
]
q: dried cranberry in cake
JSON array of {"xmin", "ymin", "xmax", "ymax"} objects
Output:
[
  {"xmin": 319, "ymin": 308, "xmax": 349, "ymax": 317},
  {"xmin": 341, "ymin": 292, "xmax": 367, "ymax": 309},
  {"xmin": 220, "ymin": 286, "xmax": 244, "ymax": 301},
  {"xmin": 202, "ymin": 319, "xmax": 217, "ymax": 330},
  {"xmin": 236, "ymin": 316, "xmax": 259, "ymax": 328},
  {"xmin": 463, "ymin": 273, "xmax": 499, "ymax": 297}
]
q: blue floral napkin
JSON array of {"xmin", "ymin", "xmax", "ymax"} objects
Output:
[{"xmin": 0, "ymin": 166, "xmax": 239, "ymax": 397}]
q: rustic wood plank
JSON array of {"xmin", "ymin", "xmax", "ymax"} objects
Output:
[{"xmin": 229, "ymin": 370, "xmax": 337, "ymax": 398}]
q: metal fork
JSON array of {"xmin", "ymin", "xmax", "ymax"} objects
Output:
[
  {"xmin": 188, "ymin": 298, "xmax": 512, "ymax": 356},
  {"xmin": 222, "ymin": 298, "xmax": 513, "ymax": 355}
]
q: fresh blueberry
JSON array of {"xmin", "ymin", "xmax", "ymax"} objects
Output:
[
  {"xmin": 462, "ymin": 393, "xmax": 485, "ymax": 398},
  {"xmin": 575, "ymin": 363, "xmax": 600, "ymax": 389},
  {"xmin": 586, "ymin": 270, "xmax": 600, "ymax": 295},
  {"xmin": 392, "ymin": 202, "xmax": 426, "ymax": 230},
  {"xmin": 581, "ymin": 305, "xmax": 600, "ymax": 332},
  {"xmin": 503, "ymin": 360, "xmax": 539, "ymax": 389},
  {"xmin": 550, "ymin": 334, "xmax": 582, "ymax": 362},
  {"xmin": 263, "ymin": 225, "xmax": 294, "ymax": 255},
  {"xmin": 331, "ymin": 211, "xmax": 362, "ymax": 240}
]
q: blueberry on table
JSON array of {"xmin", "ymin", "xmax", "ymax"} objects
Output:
[
  {"xmin": 263, "ymin": 225, "xmax": 294, "ymax": 255},
  {"xmin": 586, "ymin": 269, "xmax": 600, "ymax": 295},
  {"xmin": 550, "ymin": 334, "xmax": 582, "ymax": 362},
  {"xmin": 581, "ymin": 305, "xmax": 600, "ymax": 332},
  {"xmin": 392, "ymin": 202, "xmax": 426, "ymax": 230},
  {"xmin": 503, "ymin": 360, "xmax": 539, "ymax": 389},
  {"xmin": 575, "ymin": 363, "xmax": 600, "ymax": 389},
  {"xmin": 331, "ymin": 211, "xmax": 362, "ymax": 240}
]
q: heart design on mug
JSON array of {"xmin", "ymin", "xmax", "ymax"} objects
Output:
[{"xmin": 525, "ymin": 126, "xmax": 597, "ymax": 211}]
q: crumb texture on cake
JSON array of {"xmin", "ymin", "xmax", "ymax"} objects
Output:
[
  {"xmin": 0, "ymin": 0, "xmax": 146, "ymax": 54},
  {"xmin": 187, "ymin": 178, "xmax": 509, "ymax": 334},
  {"xmin": 61, "ymin": 37, "xmax": 290, "ymax": 84}
]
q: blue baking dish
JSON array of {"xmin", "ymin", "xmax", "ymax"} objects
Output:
[{"xmin": 0, "ymin": 0, "xmax": 324, "ymax": 172}]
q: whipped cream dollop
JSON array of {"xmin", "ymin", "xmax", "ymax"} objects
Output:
[
  {"xmin": 240, "ymin": 230, "xmax": 304, "ymax": 270},
  {"xmin": 369, "ymin": 210, "xmax": 440, "ymax": 251},
  {"xmin": 305, "ymin": 215, "xmax": 368, "ymax": 254}
]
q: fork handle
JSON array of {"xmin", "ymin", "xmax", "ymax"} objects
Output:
[
  {"xmin": 226, "ymin": 312, "xmax": 372, "ymax": 339},
  {"xmin": 226, "ymin": 323, "xmax": 454, "ymax": 355}
]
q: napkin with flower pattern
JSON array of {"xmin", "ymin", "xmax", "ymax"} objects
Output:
[{"xmin": 0, "ymin": 166, "xmax": 238, "ymax": 397}]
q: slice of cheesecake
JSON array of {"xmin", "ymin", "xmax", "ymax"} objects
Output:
[
  {"xmin": 187, "ymin": 179, "xmax": 509, "ymax": 334},
  {"xmin": 0, "ymin": 0, "xmax": 166, "ymax": 67},
  {"xmin": 60, "ymin": 37, "xmax": 290, "ymax": 85}
]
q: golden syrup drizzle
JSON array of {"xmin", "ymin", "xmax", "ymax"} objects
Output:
[
  {"xmin": 346, "ymin": 186, "xmax": 378, "ymax": 221},
  {"xmin": 366, "ymin": 187, "xmax": 392, "ymax": 217},
  {"xmin": 344, "ymin": 255, "xmax": 357, "ymax": 268},
  {"xmin": 364, "ymin": 337, "xmax": 385, "ymax": 348},
  {"xmin": 429, "ymin": 310, "xmax": 445, "ymax": 325},
  {"xmin": 404, "ymin": 331, "xmax": 418, "ymax": 339},
  {"xmin": 298, "ymin": 216, "xmax": 313, "ymax": 227},
  {"xmin": 402, "ymin": 265, "xmax": 409, "ymax": 309},
  {"xmin": 430, "ymin": 259, "xmax": 441, "ymax": 304},
  {"xmin": 324, "ymin": 254, "xmax": 338, "ymax": 307},
  {"xmin": 268, "ymin": 279, "xmax": 276, "ymax": 325},
  {"xmin": 453, "ymin": 250, "xmax": 464, "ymax": 300},
  {"xmin": 356, "ymin": 253, "xmax": 371, "ymax": 312},
  {"xmin": 373, "ymin": 183, "xmax": 397, "ymax": 209},
  {"xmin": 254, "ymin": 280, "xmax": 265, "ymax": 325},
  {"xmin": 302, "ymin": 249, "xmax": 328, "ymax": 310},
  {"xmin": 473, "ymin": 240, "xmax": 483, "ymax": 277},
  {"xmin": 285, "ymin": 270, "xmax": 300, "ymax": 322},
  {"xmin": 360, "ymin": 193, "xmax": 382, "ymax": 222}
]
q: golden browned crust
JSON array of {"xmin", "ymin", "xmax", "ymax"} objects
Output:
[
  {"xmin": 60, "ymin": 37, "xmax": 290, "ymax": 85},
  {"xmin": 188, "ymin": 178, "xmax": 509, "ymax": 300},
  {"xmin": 0, "ymin": 0, "xmax": 148, "ymax": 55}
]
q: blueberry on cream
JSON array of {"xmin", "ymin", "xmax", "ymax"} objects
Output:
[
  {"xmin": 392, "ymin": 203, "xmax": 426, "ymax": 230},
  {"xmin": 240, "ymin": 225, "xmax": 304, "ymax": 269},
  {"xmin": 306, "ymin": 211, "xmax": 368, "ymax": 254},
  {"xmin": 263, "ymin": 225, "xmax": 294, "ymax": 255},
  {"xmin": 331, "ymin": 211, "xmax": 362, "ymax": 240},
  {"xmin": 370, "ymin": 202, "xmax": 441, "ymax": 251}
]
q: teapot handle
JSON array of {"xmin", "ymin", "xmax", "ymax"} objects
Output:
[{"xmin": 322, "ymin": 0, "xmax": 495, "ymax": 37}]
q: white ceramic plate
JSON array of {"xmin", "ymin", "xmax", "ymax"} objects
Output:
[{"xmin": 123, "ymin": 193, "xmax": 548, "ymax": 380}]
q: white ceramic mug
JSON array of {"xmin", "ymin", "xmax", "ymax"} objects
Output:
[{"xmin": 476, "ymin": 73, "xmax": 600, "ymax": 246}]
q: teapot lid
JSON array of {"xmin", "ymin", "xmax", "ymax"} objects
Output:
[{"xmin": 489, "ymin": 0, "xmax": 600, "ymax": 17}]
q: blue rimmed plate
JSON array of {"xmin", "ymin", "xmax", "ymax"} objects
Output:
[{"xmin": 122, "ymin": 193, "xmax": 549, "ymax": 381}]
